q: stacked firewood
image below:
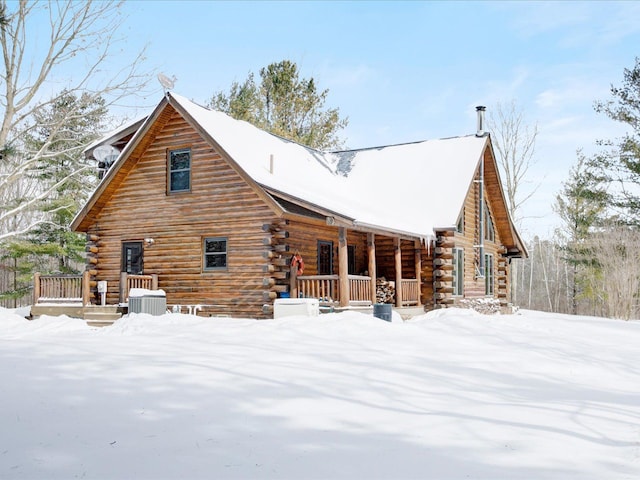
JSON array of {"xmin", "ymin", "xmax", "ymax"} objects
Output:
[{"xmin": 376, "ymin": 277, "xmax": 395, "ymax": 304}]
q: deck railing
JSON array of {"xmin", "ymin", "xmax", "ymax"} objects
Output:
[
  {"xmin": 33, "ymin": 272, "xmax": 160, "ymax": 306},
  {"xmin": 297, "ymin": 274, "xmax": 373, "ymax": 306},
  {"xmin": 33, "ymin": 271, "xmax": 91, "ymax": 306},
  {"xmin": 400, "ymin": 279, "xmax": 420, "ymax": 306},
  {"xmin": 119, "ymin": 273, "xmax": 158, "ymax": 303}
]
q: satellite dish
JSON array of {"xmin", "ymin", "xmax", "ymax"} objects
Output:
[
  {"xmin": 93, "ymin": 145, "xmax": 120, "ymax": 164},
  {"xmin": 93, "ymin": 145, "xmax": 120, "ymax": 178},
  {"xmin": 157, "ymin": 73, "xmax": 177, "ymax": 91}
]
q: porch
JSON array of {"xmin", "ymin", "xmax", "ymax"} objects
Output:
[{"xmin": 284, "ymin": 227, "xmax": 423, "ymax": 309}]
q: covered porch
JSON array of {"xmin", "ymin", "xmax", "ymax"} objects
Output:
[{"xmin": 288, "ymin": 227, "xmax": 423, "ymax": 309}]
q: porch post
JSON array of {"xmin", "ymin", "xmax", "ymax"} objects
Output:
[
  {"xmin": 338, "ymin": 227, "xmax": 350, "ymax": 307},
  {"xmin": 289, "ymin": 260, "xmax": 298, "ymax": 299},
  {"xmin": 33, "ymin": 272, "xmax": 41, "ymax": 305},
  {"xmin": 119, "ymin": 272, "xmax": 127, "ymax": 304},
  {"xmin": 414, "ymin": 239, "xmax": 422, "ymax": 305},
  {"xmin": 395, "ymin": 237, "xmax": 403, "ymax": 307},
  {"xmin": 82, "ymin": 270, "xmax": 91, "ymax": 306},
  {"xmin": 367, "ymin": 233, "xmax": 377, "ymax": 304}
]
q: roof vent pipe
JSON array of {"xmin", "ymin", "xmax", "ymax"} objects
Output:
[
  {"xmin": 269, "ymin": 154, "xmax": 274, "ymax": 174},
  {"xmin": 476, "ymin": 106, "xmax": 487, "ymax": 137}
]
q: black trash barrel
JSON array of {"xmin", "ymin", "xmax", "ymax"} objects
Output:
[{"xmin": 373, "ymin": 303, "xmax": 393, "ymax": 322}]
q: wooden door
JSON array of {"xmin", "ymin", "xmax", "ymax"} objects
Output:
[
  {"xmin": 122, "ymin": 241, "xmax": 144, "ymax": 275},
  {"xmin": 317, "ymin": 240, "xmax": 333, "ymax": 275}
]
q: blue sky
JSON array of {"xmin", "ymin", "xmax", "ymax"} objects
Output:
[{"xmin": 68, "ymin": 1, "xmax": 640, "ymax": 237}]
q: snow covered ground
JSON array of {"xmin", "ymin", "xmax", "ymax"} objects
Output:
[{"xmin": 1, "ymin": 307, "xmax": 639, "ymax": 479}]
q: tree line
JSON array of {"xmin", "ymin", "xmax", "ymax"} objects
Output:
[
  {"xmin": 0, "ymin": 0, "xmax": 147, "ymax": 305},
  {"xmin": 3, "ymin": 2, "xmax": 638, "ymax": 319},
  {"xmin": 0, "ymin": 1, "xmax": 348, "ymax": 306},
  {"xmin": 505, "ymin": 58, "xmax": 640, "ymax": 319}
]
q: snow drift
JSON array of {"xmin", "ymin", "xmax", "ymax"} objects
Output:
[{"xmin": 1, "ymin": 307, "xmax": 639, "ymax": 479}]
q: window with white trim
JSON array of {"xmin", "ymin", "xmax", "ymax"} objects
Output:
[
  {"xmin": 203, "ymin": 237, "xmax": 227, "ymax": 271},
  {"xmin": 452, "ymin": 247, "xmax": 464, "ymax": 296},
  {"xmin": 484, "ymin": 253, "xmax": 494, "ymax": 295}
]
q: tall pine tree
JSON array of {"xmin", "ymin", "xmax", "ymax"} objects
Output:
[
  {"xmin": 209, "ymin": 60, "xmax": 348, "ymax": 150},
  {"xmin": 590, "ymin": 57, "xmax": 640, "ymax": 223},
  {"xmin": 554, "ymin": 152, "xmax": 607, "ymax": 314}
]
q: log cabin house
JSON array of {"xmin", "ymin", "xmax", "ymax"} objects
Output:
[{"xmin": 34, "ymin": 93, "xmax": 526, "ymax": 320}]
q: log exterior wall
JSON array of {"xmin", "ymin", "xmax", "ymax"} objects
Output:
[
  {"xmin": 435, "ymin": 146, "xmax": 511, "ymax": 307},
  {"xmin": 283, "ymin": 222, "xmax": 369, "ymax": 277},
  {"xmin": 86, "ymin": 107, "xmax": 276, "ymax": 318},
  {"xmin": 78, "ymin": 103, "xmax": 519, "ymax": 317}
]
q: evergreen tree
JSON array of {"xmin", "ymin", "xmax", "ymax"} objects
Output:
[
  {"xmin": 590, "ymin": 57, "xmax": 640, "ymax": 223},
  {"xmin": 554, "ymin": 152, "xmax": 608, "ymax": 314},
  {"xmin": 23, "ymin": 91, "xmax": 108, "ymax": 273},
  {"xmin": 0, "ymin": 0, "xmax": 149, "ymax": 241},
  {"xmin": 0, "ymin": 241, "xmax": 59, "ymax": 306},
  {"xmin": 209, "ymin": 60, "xmax": 348, "ymax": 150}
]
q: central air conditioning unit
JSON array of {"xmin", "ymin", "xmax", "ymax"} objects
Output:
[{"xmin": 128, "ymin": 288, "xmax": 167, "ymax": 316}]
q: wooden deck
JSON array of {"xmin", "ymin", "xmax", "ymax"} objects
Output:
[{"xmin": 30, "ymin": 272, "xmax": 160, "ymax": 326}]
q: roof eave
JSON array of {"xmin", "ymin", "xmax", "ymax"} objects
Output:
[{"xmin": 82, "ymin": 116, "xmax": 148, "ymax": 159}]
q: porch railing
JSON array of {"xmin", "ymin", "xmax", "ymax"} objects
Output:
[
  {"xmin": 349, "ymin": 275, "xmax": 373, "ymax": 305},
  {"xmin": 400, "ymin": 279, "xmax": 420, "ymax": 306},
  {"xmin": 297, "ymin": 275, "xmax": 337, "ymax": 304},
  {"xmin": 33, "ymin": 271, "xmax": 91, "ymax": 306},
  {"xmin": 297, "ymin": 274, "xmax": 373, "ymax": 306}
]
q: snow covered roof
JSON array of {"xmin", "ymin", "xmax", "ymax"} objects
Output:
[
  {"xmin": 74, "ymin": 92, "xmax": 517, "ymax": 248},
  {"xmin": 170, "ymin": 93, "xmax": 488, "ymax": 240}
]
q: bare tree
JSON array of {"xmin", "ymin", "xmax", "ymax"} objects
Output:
[
  {"xmin": 487, "ymin": 100, "xmax": 539, "ymax": 226},
  {"xmin": 518, "ymin": 235, "xmax": 572, "ymax": 313},
  {"xmin": 486, "ymin": 101, "xmax": 539, "ymax": 308},
  {"xmin": 0, "ymin": 0, "xmax": 150, "ymax": 240},
  {"xmin": 588, "ymin": 226, "xmax": 640, "ymax": 320}
]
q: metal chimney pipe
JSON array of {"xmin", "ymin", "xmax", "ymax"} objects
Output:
[{"xmin": 476, "ymin": 106, "xmax": 486, "ymax": 137}]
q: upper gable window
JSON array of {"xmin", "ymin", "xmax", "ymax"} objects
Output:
[
  {"xmin": 456, "ymin": 208, "xmax": 465, "ymax": 233},
  {"xmin": 168, "ymin": 148, "xmax": 191, "ymax": 193},
  {"xmin": 484, "ymin": 201, "xmax": 495, "ymax": 242}
]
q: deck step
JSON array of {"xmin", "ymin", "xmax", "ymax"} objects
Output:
[
  {"xmin": 83, "ymin": 312, "xmax": 121, "ymax": 320},
  {"xmin": 86, "ymin": 319, "xmax": 118, "ymax": 327},
  {"xmin": 83, "ymin": 307, "xmax": 122, "ymax": 327}
]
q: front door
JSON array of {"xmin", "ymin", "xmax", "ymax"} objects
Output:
[{"xmin": 122, "ymin": 241, "xmax": 144, "ymax": 275}]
